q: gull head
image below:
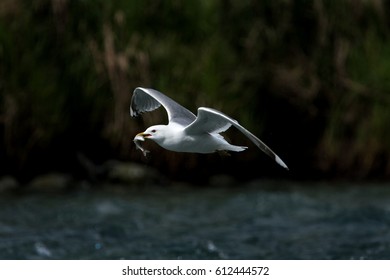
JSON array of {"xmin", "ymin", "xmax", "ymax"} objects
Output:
[{"xmin": 135, "ymin": 125, "xmax": 167, "ymax": 143}]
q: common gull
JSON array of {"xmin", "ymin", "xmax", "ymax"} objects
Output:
[{"xmin": 131, "ymin": 87, "xmax": 288, "ymax": 169}]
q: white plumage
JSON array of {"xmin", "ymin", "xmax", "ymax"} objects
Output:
[{"xmin": 131, "ymin": 87, "xmax": 288, "ymax": 170}]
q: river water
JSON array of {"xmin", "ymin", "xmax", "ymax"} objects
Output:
[{"xmin": 1, "ymin": 180, "xmax": 390, "ymax": 259}]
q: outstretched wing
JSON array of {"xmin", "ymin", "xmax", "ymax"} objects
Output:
[
  {"xmin": 185, "ymin": 107, "xmax": 288, "ymax": 169},
  {"xmin": 130, "ymin": 87, "xmax": 196, "ymax": 126}
]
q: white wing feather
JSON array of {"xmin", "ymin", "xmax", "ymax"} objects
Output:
[
  {"xmin": 130, "ymin": 87, "xmax": 196, "ymax": 126},
  {"xmin": 185, "ymin": 107, "xmax": 288, "ymax": 169}
]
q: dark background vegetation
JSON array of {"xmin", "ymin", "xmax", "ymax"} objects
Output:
[{"xmin": 1, "ymin": 0, "xmax": 390, "ymax": 183}]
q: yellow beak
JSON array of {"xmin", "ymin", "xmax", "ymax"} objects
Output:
[{"xmin": 136, "ymin": 132, "xmax": 151, "ymax": 138}]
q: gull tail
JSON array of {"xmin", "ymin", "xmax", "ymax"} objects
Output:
[{"xmin": 222, "ymin": 145, "xmax": 248, "ymax": 152}]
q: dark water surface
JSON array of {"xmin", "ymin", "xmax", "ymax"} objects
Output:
[{"xmin": 1, "ymin": 181, "xmax": 390, "ymax": 259}]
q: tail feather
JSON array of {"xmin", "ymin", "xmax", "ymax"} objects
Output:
[{"xmin": 222, "ymin": 145, "xmax": 248, "ymax": 152}]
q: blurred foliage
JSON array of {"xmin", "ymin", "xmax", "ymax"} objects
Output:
[{"xmin": 1, "ymin": 0, "xmax": 390, "ymax": 181}]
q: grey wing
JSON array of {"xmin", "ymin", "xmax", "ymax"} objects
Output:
[
  {"xmin": 130, "ymin": 87, "xmax": 196, "ymax": 126},
  {"xmin": 185, "ymin": 107, "xmax": 289, "ymax": 169}
]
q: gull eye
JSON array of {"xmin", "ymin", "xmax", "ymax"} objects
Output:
[{"xmin": 151, "ymin": 129, "xmax": 156, "ymax": 133}]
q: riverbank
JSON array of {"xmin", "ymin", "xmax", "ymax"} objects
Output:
[
  {"xmin": 0, "ymin": 160, "xmax": 166, "ymax": 194},
  {"xmin": 1, "ymin": 1, "xmax": 390, "ymax": 182}
]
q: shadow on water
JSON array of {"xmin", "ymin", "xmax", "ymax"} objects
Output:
[{"xmin": 1, "ymin": 180, "xmax": 390, "ymax": 259}]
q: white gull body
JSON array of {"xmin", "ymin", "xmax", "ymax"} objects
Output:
[{"xmin": 130, "ymin": 87, "xmax": 288, "ymax": 170}]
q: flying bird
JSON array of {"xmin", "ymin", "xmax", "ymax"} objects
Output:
[{"xmin": 130, "ymin": 87, "xmax": 288, "ymax": 170}]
